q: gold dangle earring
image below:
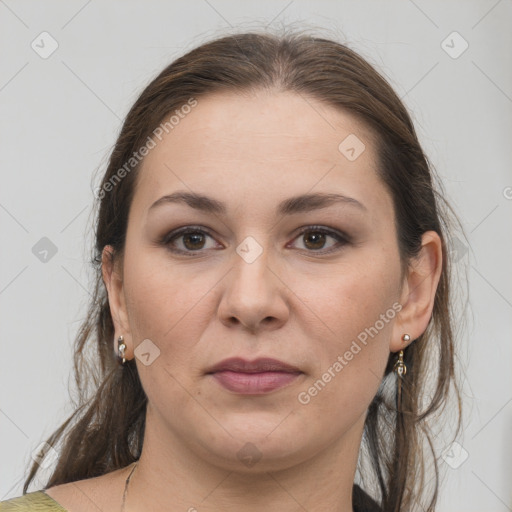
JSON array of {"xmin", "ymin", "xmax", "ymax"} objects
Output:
[
  {"xmin": 393, "ymin": 334, "xmax": 409, "ymax": 377},
  {"xmin": 117, "ymin": 335, "xmax": 127, "ymax": 365},
  {"xmin": 394, "ymin": 334, "xmax": 410, "ymax": 413}
]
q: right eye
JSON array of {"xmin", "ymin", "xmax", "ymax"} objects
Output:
[{"xmin": 161, "ymin": 227, "xmax": 221, "ymax": 255}]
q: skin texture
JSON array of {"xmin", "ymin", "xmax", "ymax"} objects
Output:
[{"xmin": 46, "ymin": 90, "xmax": 442, "ymax": 512}]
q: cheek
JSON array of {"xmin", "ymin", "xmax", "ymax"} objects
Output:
[
  {"xmin": 293, "ymin": 282, "xmax": 395, "ymax": 442},
  {"xmin": 292, "ymin": 247, "xmax": 400, "ymax": 401},
  {"xmin": 123, "ymin": 249, "xmax": 215, "ymax": 342},
  {"xmin": 121, "ymin": 252, "xmax": 215, "ymax": 408},
  {"xmin": 293, "ymin": 251, "xmax": 399, "ymax": 345}
]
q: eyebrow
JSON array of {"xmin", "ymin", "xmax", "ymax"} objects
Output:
[{"xmin": 148, "ymin": 191, "xmax": 367, "ymax": 216}]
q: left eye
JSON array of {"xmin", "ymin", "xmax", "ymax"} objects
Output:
[{"xmin": 290, "ymin": 227, "xmax": 347, "ymax": 253}]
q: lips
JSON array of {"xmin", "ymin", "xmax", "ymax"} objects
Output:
[
  {"xmin": 205, "ymin": 357, "xmax": 302, "ymax": 374},
  {"xmin": 206, "ymin": 357, "xmax": 303, "ymax": 394}
]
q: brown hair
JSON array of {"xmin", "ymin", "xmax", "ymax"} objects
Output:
[{"xmin": 23, "ymin": 28, "xmax": 462, "ymax": 511}]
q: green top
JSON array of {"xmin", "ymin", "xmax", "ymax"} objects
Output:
[
  {"xmin": 0, "ymin": 484, "xmax": 381, "ymax": 511},
  {"xmin": 0, "ymin": 491, "xmax": 66, "ymax": 511}
]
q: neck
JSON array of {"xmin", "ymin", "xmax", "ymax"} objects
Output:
[{"xmin": 124, "ymin": 406, "xmax": 364, "ymax": 512}]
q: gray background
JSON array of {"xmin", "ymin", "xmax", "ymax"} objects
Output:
[{"xmin": 1, "ymin": 1, "xmax": 511, "ymax": 510}]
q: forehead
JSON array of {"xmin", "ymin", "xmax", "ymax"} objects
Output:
[
  {"xmin": 130, "ymin": 90, "xmax": 389, "ymax": 221},
  {"xmin": 144, "ymin": 90, "xmax": 376, "ymax": 164}
]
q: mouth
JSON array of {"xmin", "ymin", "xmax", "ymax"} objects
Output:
[{"xmin": 205, "ymin": 357, "xmax": 304, "ymax": 395}]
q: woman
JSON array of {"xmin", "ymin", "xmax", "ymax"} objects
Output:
[{"xmin": 1, "ymin": 29, "xmax": 461, "ymax": 512}]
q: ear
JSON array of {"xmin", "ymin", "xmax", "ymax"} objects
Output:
[
  {"xmin": 101, "ymin": 245, "xmax": 133, "ymax": 359},
  {"xmin": 390, "ymin": 231, "xmax": 443, "ymax": 352}
]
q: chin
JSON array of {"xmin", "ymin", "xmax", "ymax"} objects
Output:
[{"xmin": 191, "ymin": 419, "xmax": 318, "ymax": 472}]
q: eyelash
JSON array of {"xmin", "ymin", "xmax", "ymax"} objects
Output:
[{"xmin": 160, "ymin": 225, "xmax": 349, "ymax": 256}]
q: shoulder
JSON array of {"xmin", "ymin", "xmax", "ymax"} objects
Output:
[
  {"xmin": 28, "ymin": 465, "xmax": 131, "ymax": 512},
  {"xmin": 0, "ymin": 491, "xmax": 67, "ymax": 511}
]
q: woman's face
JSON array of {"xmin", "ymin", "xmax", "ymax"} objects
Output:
[{"xmin": 107, "ymin": 90, "xmax": 407, "ymax": 471}]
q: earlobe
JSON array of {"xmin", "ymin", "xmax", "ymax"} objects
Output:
[{"xmin": 390, "ymin": 231, "xmax": 443, "ymax": 352}]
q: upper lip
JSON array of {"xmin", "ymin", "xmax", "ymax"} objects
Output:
[{"xmin": 206, "ymin": 357, "xmax": 302, "ymax": 374}]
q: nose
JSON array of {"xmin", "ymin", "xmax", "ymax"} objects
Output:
[{"xmin": 217, "ymin": 241, "xmax": 290, "ymax": 333}]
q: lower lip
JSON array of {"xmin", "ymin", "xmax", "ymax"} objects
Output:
[{"xmin": 210, "ymin": 370, "xmax": 302, "ymax": 394}]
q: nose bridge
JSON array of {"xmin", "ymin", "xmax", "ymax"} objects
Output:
[
  {"xmin": 218, "ymin": 234, "xmax": 288, "ymax": 331},
  {"xmin": 231, "ymin": 235, "xmax": 273, "ymax": 306}
]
